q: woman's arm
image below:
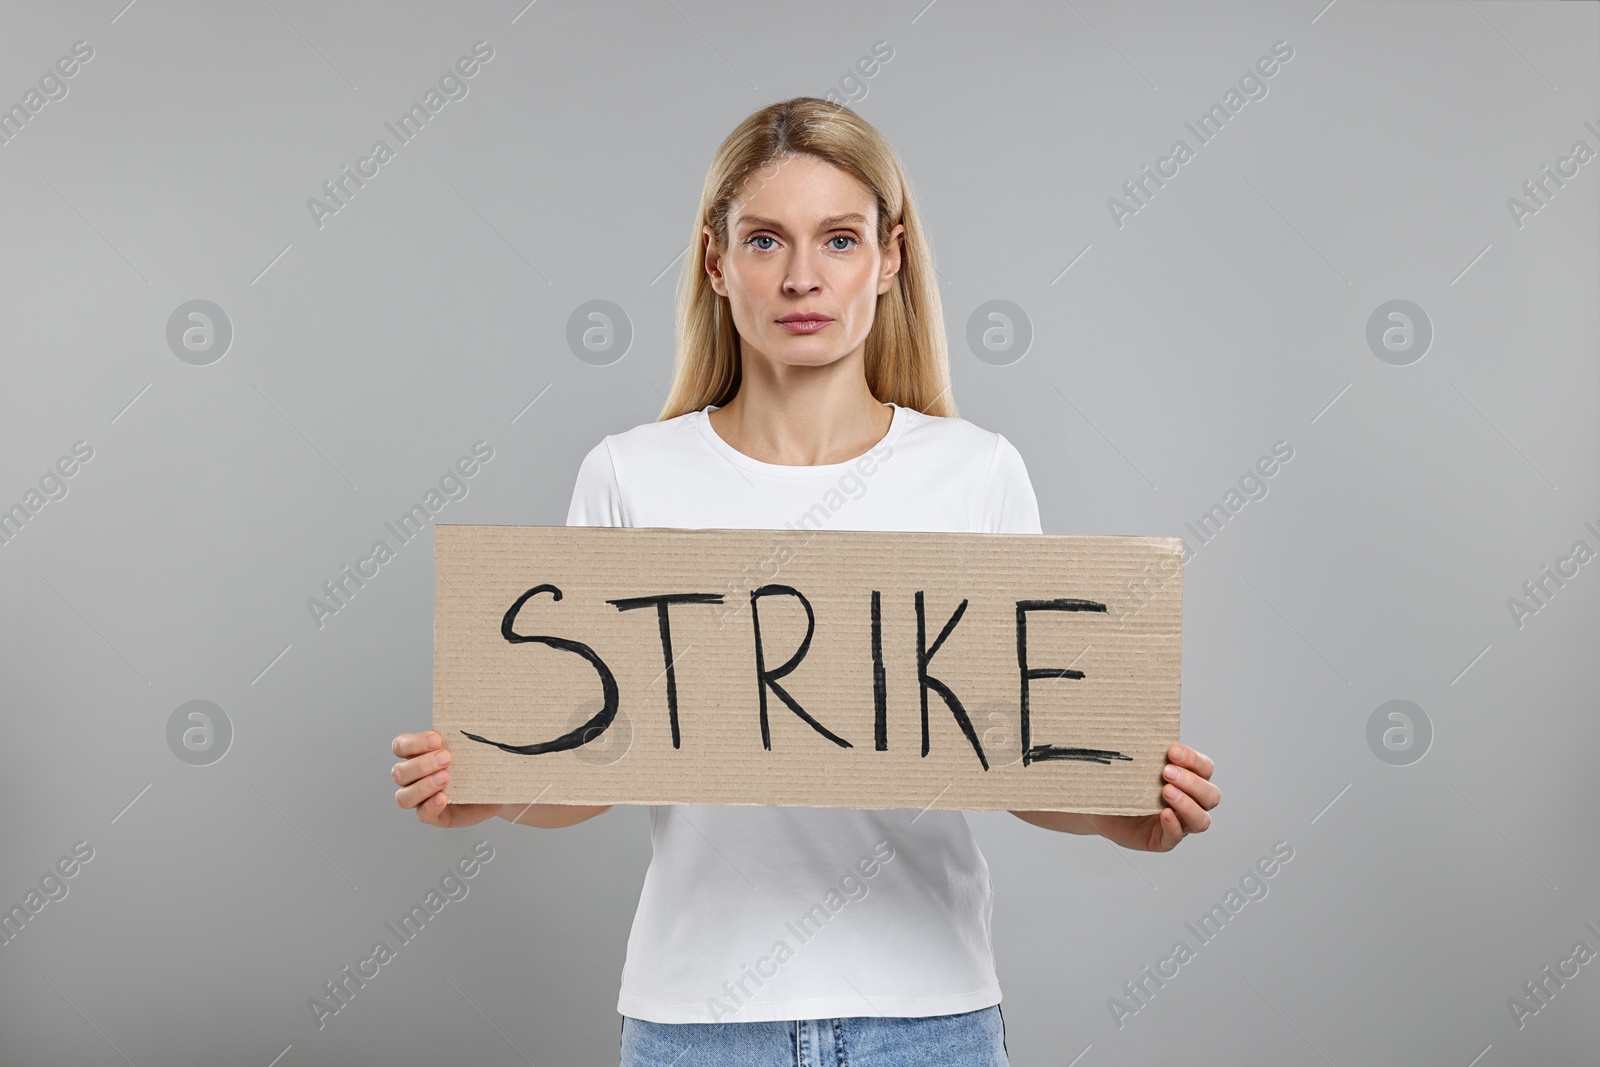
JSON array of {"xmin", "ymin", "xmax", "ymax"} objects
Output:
[
  {"xmin": 1011, "ymin": 745, "xmax": 1219, "ymax": 851},
  {"xmin": 497, "ymin": 803, "xmax": 613, "ymax": 829},
  {"xmin": 1008, "ymin": 810, "xmax": 1098, "ymax": 834}
]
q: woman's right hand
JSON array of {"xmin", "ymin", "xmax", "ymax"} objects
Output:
[{"xmin": 392, "ymin": 731, "xmax": 501, "ymax": 829}]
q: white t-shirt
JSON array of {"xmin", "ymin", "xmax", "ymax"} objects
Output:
[{"xmin": 565, "ymin": 400, "xmax": 1043, "ymax": 1024}]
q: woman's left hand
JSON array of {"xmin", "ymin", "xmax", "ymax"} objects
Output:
[{"xmin": 1088, "ymin": 744, "xmax": 1219, "ymax": 852}]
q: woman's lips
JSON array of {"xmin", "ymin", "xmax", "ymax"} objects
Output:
[{"xmin": 776, "ymin": 318, "xmax": 832, "ymax": 333}]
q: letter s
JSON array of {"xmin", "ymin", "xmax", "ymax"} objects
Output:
[
  {"xmin": 872, "ymin": 39, "xmax": 894, "ymax": 62},
  {"xmin": 71, "ymin": 440, "xmax": 94, "ymax": 462},
  {"xmin": 1270, "ymin": 439, "xmax": 1293, "ymax": 463},
  {"xmin": 472, "ymin": 839, "xmax": 495, "ymax": 863},
  {"xmin": 471, "ymin": 439, "xmax": 494, "ymax": 463},
  {"xmin": 1270, "ymin": 39, "xmax": 1293, "ymax": 62},
  {"xmin": 71, "ymin": 40, "xmax": 94, "ymax": 61},
  {"xmin": 1270, "ymin": 839, "xmax": 1294, "ymax": 863},
  {"xmin": 471, "ymin": 39, "xmax": 494, "ymax": 62},
  {"xmin": 458, "ymin": 585, "xmax": 620, "ymax": 756},
  {"xmin": 873, "ymin": 839, "xmax": 896, "ymax": 863},
  {"xmin": 72, "ymin": 840, "xmax": 94, "ymax": 863}
]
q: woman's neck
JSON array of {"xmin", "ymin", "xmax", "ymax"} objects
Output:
[{"xmin": 708, "ymin": 380, "xmax": 891, "ymax": 467}]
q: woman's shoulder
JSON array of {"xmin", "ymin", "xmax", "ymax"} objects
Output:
[
  {"xmin": 897, "ymin": 404, "xmax": 1016, "ymax": 458},
  {"xmin": 584, "ymin": 409, "xmax": 703, "ymax": 457},
  {"xmin": 903, "ymin": 408, "xmax": 1036, "ymax": 503},
  {"xmin": 568, "ymin": 412, "xmax": 703, "ymax": 522}
]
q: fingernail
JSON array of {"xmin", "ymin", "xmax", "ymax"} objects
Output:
[
  {"xmin": 438, "ymin": 749, "xmax": 452, "ymax": 767},
  {"xmin": 1163, "ymin": 764, "xmax": 1179, "ymax": 780}
]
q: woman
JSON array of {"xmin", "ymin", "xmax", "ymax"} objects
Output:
[{"xmin": 391, "ymin": 96, "xmax": 1220, "ymax": 1067}]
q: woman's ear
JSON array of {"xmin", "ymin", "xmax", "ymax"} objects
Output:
[
  {"xmin": 878, "ymin": 222, "xmax": 905, "ymax": 294},
  {"xmin": 703, "ymin": 225, "xmax": 727, "ymax": 296}
]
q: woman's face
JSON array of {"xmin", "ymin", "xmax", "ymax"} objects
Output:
[{"xmin": 705, "ymin": 153, "xmax": 903, "ymax": 377}]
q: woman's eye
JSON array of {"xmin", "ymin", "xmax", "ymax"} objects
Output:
[{"xmin": 743, "ymin": 234, "xmax": 857, "ymax": 252}]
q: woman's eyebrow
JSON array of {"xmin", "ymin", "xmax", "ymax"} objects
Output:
[{"xmin": 735, "ymin": 213, "xmax": 868, "ymax": 232}]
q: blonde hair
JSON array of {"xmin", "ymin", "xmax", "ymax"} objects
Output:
[{"xmin": 657, "ymin": 97, "xmax": 956, "ymax": 422}]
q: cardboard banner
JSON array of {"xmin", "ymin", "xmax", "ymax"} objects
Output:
[{"xmin": 432, "ymin": 525, "xmax": 1183, "ymax": 815}]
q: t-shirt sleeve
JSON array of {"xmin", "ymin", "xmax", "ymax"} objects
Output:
[
  {"xmin": 979, "ymin": 433, "xmax": 1043, "ymax": 535},
  {"xmin": 566, "ymin": 438, "xmax": 626, "ymax": 528}
]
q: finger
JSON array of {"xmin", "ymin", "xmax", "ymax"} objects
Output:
[
  {"xmin": 1161, "ymin": 762, "xmax": 1220, "ymax": 811},
  {"xmin": 1156, "ymin": 808, "xmax": 1184, "ymax": 851},
  {"xmin": 395, "ymin": 768, "xmax": 450, "ymax": 811},
  {"xmin": 1161, "ymin": 781, "xmax": 1212, "ymax": 834},
  {"xmin": 393, "ymin": 732, "xmax": 442, "ymax": 759},
  {"xmin": 1168, "ymin": 744, "xmax": 1214, "ymax": 780},
  {"xmin": 418, "ymin": 791, "xmax": 451, "ymax": 826},
  {"xmin": 392, "ymin": 745, "xmax": 452, "ymax": 788}
]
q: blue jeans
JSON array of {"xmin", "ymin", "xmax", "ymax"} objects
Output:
[{"xmin": 619, "ymin": 1004, "xmax": 1008, "ymax": 1066}]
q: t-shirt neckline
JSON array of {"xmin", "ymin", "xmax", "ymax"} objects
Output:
[{"xmin": 693, "ymin": 401, "xmax": 908, "ymax": 478}]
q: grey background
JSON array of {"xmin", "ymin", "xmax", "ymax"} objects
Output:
[{"xmin": 2, "ymin": 1, "xmax": 1596, "ymax": 1064}]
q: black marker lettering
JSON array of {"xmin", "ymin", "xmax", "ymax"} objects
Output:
[
  {"xmin": 1015, "ymin": 598, "xmax": 1132, "ymax": 766},
  {"xmin": 914, "ymin": 590, "xmax": 987, "ymax": 770},
  {"xmin": 460, "ymin": 584, "xmax": 619, "ymax": 755},
  {"xmin": 607, "ymin": 592, "xmax": 724, "ymax": 748},
  {"xmin": 871, "ymin": 589, "xmax": 888, "ymax": 751},
  {"xmin": 749, "ymin": 584, "xmax": 852, "ymax": 750}
]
